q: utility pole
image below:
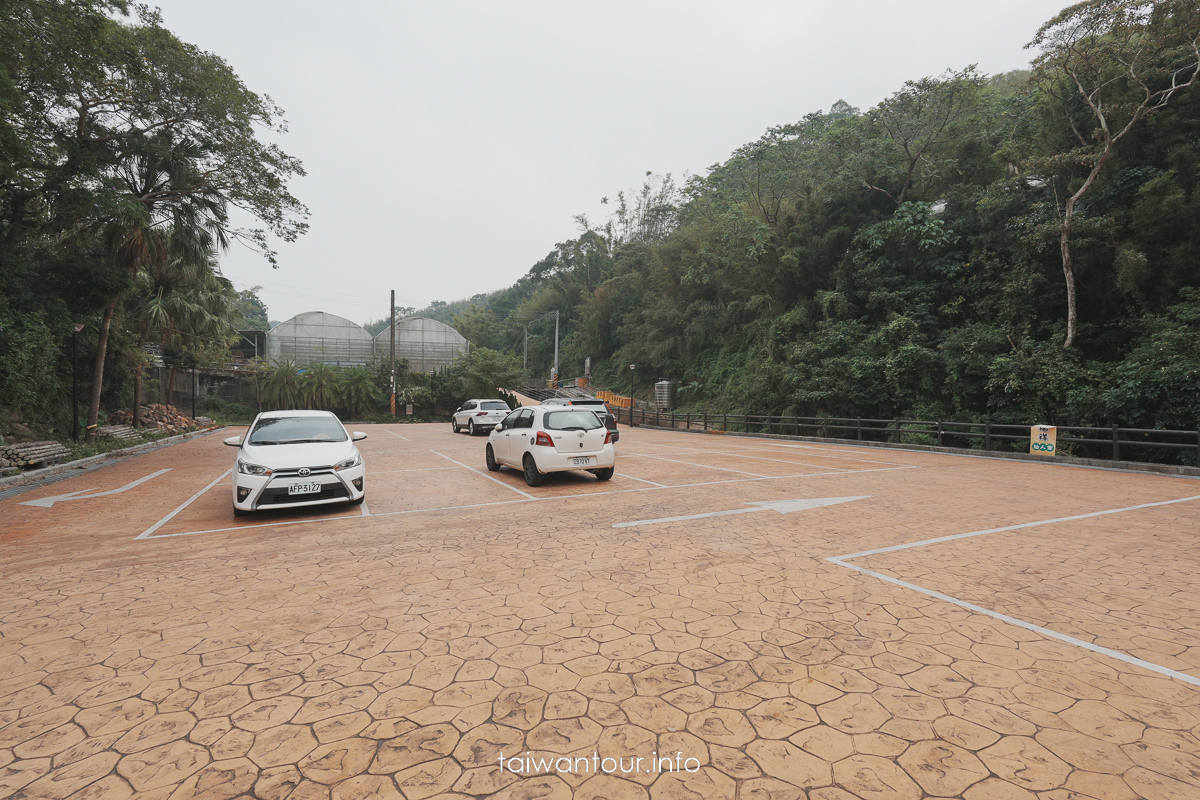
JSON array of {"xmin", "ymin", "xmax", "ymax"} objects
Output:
[
  {"xmin": 552, "ymin": 309, "xmax": 559, "ymax": 386},
  {"xmin": 389, "ymin": 289, "xmax": 396, "ymax": 417},
  {"xmin": 523, "ymin": 326, "xmax": 529, "ymax": 371}
]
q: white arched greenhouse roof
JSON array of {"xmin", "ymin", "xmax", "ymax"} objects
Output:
[
  {"xmin": 267, "ymin": 311, "xmax": 374, "ymax": 367},
  {"xmin": 373, "ymin": 316, "xmax": 468, "ymax": 373}
]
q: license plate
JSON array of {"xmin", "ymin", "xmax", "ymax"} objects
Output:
[
  {"xmin": 572, "ymin": 456, "xmax": 592, "ymax": 466},
  {"xmin": 288, "ymin": 481, "xmax": 322, "ymax": 495}
]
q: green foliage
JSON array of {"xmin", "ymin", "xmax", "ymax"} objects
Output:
[
  {"xmin": 448, "ymin": 348, "xmax": 524, "ymax": 400},
  {"xmin": 337, "ymin": 366, "xmax": 380, "ymax": 418},
  {"xmin": 432, "ymin": 5, "xmax": 1200, "ymax": 460},
  {"xmin": 232, "ymin": 287, "xmax": 270, "ymax": 331},
  {"xmin": 260, "ymin": 361, "xmax": 303, "ymax": 410},
  {"xmin": 0, "ymin": 0, "xmax": 305, "ymax": 435}
]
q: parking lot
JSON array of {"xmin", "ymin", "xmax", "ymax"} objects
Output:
[{"xmin": 2, "ymin": 422, "xmax": 1199, "ymax": 799}]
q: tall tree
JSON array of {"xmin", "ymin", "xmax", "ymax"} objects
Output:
[
  {"xmin": 2, "ymin": 3, "xmax": 307, "ymax": 439},
  {"xmin": 1028, "ymin": 0, "xmax": 1200, "ymax": 348}
]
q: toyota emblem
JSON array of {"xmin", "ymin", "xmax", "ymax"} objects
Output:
[{"xmin": 298, "ymin": 468, "xmax": 311, "ymax": 477}]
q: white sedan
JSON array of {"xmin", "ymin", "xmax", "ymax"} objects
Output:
[
  {"xmin": 224, "ymin": 410, "xmax": 367, "ymax": 516},
  {"xmin": 486, "ymin": 406, "xmax": 615, "ymax": 486}
]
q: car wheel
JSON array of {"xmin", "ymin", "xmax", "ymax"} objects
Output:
[
  {"xmin": 468, "ymin": 420, "xmax": 476, "ymax": 435},
  {"xmin": 593, "ymin": 467, "xmax": 614, "ymax": 481},
  {"xmin": 348, "ymin": 495, "xmax": 365, "ymax": 506},
  {"xmin": 452, "ymin": 419, "xmax": 459, "ymax": 433},
  {"xmin": 233, "ymin": 506, "xmax": 250, "ymax": 517},
  {"xmin": 485, "ymin": 444, "xmax": 500, "ymax": 472},
  {"xmin": 522, "ymin": 454, "xmax": 544, "ymax": 487}
]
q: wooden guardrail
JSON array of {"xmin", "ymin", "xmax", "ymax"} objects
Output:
[{"xmin": 616, "ymin": 410, "xmax": 1200, "ymax": 466}]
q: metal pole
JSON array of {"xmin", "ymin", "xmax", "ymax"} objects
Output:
[
  {"xmin": 857, "ymin": 417, "xmax": 862, "ymax": 441},
  {"xmin": 72, "ymin": 329, "xmax": 79, "ymax": 442},
  {"xmin": 523, "ymin": 327, "xmax": 528, "ymax": 371},
  {"xmin": 937, "ymin": 420, "xmax": 943, "ymax": 447},
  {"xmin": 1112, "ymin": 424, "xmax": 1120, "ymax": 461},
  {"xmin": 389, "ymin": 290, "xmax": 396, "ymax": 417},
  {"xmin": 552, "ymin": 310, "xmax": 559, "ymax": 385},
  {"xmin": 985, "ymin": 421, "xmax": 991, "ymax": 451},
  {"xmin": 192, "ymin": 369, "xmax": 197, "ymax": 420}
]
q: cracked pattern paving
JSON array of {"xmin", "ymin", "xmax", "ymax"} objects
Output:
[{"xmin": 1, "ymin": 423, "xmax": 1198, "ymax": 799}]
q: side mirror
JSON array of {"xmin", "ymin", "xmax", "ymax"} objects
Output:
[
  {"xmin": 494, "ymin": 423, "xmax": 503, "ymax": 432},
  {"xmin": 223, "ymin": 436, "xmax": 242, "ymax": 447},
  {"xmin": 352, "ymin": 431, "xmax": 367, "ymax": 441}
]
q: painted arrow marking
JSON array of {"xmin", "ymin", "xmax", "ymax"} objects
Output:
[
  {"xmin": 612, "ymin": 496, "xmax": 871, "ymax": 528},
  {"xmin": 21, "ymin": 469, "xmax": 172, "ymax": 508}
]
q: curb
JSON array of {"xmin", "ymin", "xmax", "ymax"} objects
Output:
[
  {"xmin": 0, "ymin": 426, "xmax": 226, "ymax": 491},
  {"xmin": 629, "ymin": 424, "xmax": 1200, "ymax": 480}
]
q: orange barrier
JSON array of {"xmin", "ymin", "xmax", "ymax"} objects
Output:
[{"xmin": 595, "ymin": 390, "xmax": 632, "ymax": 409}]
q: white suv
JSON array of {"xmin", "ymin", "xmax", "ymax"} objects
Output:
[{"xmin": 452, "ymin": 399, "xmax": 511, "ymax": 435}]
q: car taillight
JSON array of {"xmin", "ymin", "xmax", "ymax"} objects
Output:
[
  {"xmin": 604, "ymin": 430, "xmax": 612, "ymax": 444},
  {"xmin": 476, "ymin": 411, "xmax": 488, "ymax": 416},
  {"xmin": 535, "ymin": 431, "xmax": 554, "ymax": 447}
]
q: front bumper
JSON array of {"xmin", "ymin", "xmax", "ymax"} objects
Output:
[{"xmin": 232, "ymin": 464, "xmax": 365, "ymax": 512}]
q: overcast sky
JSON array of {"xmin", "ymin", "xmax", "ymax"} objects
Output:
[{"xmin": 148, "ymin": 0, "xmax": 1065, "ymax": 327}]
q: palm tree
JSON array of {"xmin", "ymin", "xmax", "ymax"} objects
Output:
[
  {"xmin": 261, "ymin": 361, "xmax": 303, "ymax": 410},
  {"xmin": 337, "ymin": 366, "xmax": 380, "ymax": 418},
  {"xmin": 125, "ymin": 241, "xmax": 236, "ymax": 426},
  {"xmin": 301, "ymin": 363, "xmax": 339, "ymax": 411},
  {"xmin": 85, "ymin": 134, "xmax": 230, "ymax": 441}
]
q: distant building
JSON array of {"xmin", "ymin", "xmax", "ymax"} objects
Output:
[
  {"xmin": 372, "ymin": 316, "xmax": 468, "ymax": 373},
  {"xmin": 267, "ymin": 311, "xmax": 374, "ymax": 367}
]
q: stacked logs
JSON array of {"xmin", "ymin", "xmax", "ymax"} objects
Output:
[
  {"xmin": 109, "ymin": 404, "xmax": 197, "ymax": 433},
  {"xmin": 0, "ymin": 440, "xmax": 72, "ymax": 468},
  {"xmin": 98, "ymin": 425, "xmax": 140, "ymax": 441}
]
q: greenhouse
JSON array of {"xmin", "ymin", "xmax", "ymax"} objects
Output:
[
  {"xmin": 372, "ymin": 316, "xmax": 468, "ymax": 373},
  {"xmin": 266, "ymin": 311, "xmax": 375, "ymax": 367}
]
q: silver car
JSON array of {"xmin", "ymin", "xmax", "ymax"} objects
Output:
[{"xmin": 452, "ymin": 398, "xmax": 511, "ymax": 435}]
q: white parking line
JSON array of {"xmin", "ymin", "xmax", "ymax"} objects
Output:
[
  {"xmin": 135, "ymin": 469, "xmax": 232, "ymax": 540},
  {"xmin": 430, "ymin": 450, "xmax": 536, "ymax": 499},
  {"xmin": 616, "ymin": 472, "xmax": 666, "ymax": 487},
  {"xmin": 623, "ymin": 452, "xmax": 769, "ymax": 477},
  {"xmin": 827, "ymin": 493, "xmax": 1200, "ymax": 688},
  {"xmin": 383, "ymin": 428, "xmax": 410, "ymax": 441}
]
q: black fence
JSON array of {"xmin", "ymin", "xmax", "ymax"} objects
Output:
[{"xmin": 617, "ymin": 409, "xmax": 1200, "ymax": 467}]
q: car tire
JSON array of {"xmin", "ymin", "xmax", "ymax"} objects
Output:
[
  {"xmin": 233, "ymin": 506, "xmax": 250, "ymax": 517},
  {"xmin": 452, "ymin": 420, "xmax": 459, "ymax": 433},
  {"xmin": 593, "ymin": 467, "xmax": 614, "ymax": 481},
  {"xmin": 348, "ymin": 495, "xmax": 365, "ymax": 506},
  {"xmin": 485, "ymin": 444, "xmax": 501, "ymax": 472},
  {"xmin": 468, "ymin": 420, "xmax": 476, "ymax": 435},
  {"xmin": 522, "ymin": 454, "xmax": 544, "ymax": 487}
]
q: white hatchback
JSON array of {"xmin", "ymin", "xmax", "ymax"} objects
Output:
[
  {"xmin": 486, "ymin": 406, "xmax": 615, "ymax": 486},
  {"xmin": 224, "ymin": 410, "xmax": 367, "ymax": 516}
]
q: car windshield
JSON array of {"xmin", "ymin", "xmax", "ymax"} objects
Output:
[
  {"xmin": 481, "ymin": 401, "xmax": 509, "ymax": 410},
  {"xmin": 543, "ymin": 410, "xmax": 602, "ymax": 431},
  {"xmin": 248, "ymin": 416, "xmax": 347, "ymax": 445}
]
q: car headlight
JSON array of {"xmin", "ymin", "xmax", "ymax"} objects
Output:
[
  {"xmin": 238, "ymin": 460, "xmax": 272, "ymax": 476},
  {"xmin": 334, "ymin": 455, "xmax": 362, "ymax": 471}
]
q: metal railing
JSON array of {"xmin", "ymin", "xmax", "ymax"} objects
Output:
[{"xmin": 618, "ymin": 409, "xmax": 1200, "ymax": 466}]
